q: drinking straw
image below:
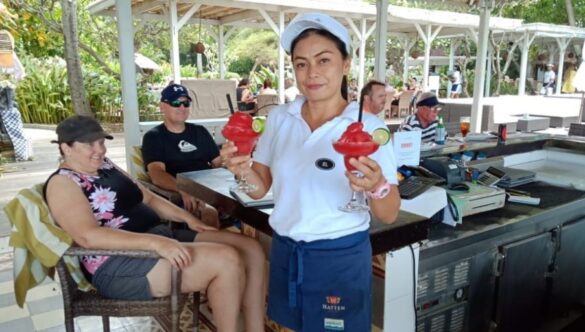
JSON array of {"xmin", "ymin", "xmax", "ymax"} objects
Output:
[
  {"xmin": 358, "ymin": 95, "xmax": 364, "ymax": 122},
  {"xmin": 226, "ymin": 94, "xmax": 235, "ymax": 114}
]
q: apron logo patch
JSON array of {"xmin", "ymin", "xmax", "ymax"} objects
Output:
[
  {"xmin": 322, "ymin": 296, "xmax": 345, "ymax": 311},
  {"xmin": 326, "ymin": 296, "xmax": 341, "ymax": 305},
  {"xmin": 324, "ymin": 318, "xmax": 344, "ymax": 330},
  {"xmin": 315, "ymin": 158, "xmax": 335, "ymax": 170}
]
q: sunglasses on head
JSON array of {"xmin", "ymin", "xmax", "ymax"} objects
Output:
[{"xmin": 164, "ymin": 100, "xmax": 191, "ymax": 108}]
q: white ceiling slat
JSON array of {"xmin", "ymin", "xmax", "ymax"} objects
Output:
[
  {"xmin": 345, "ymin": 18, "xmax": 361, "ymax": 39},
  {"xmin": 131, "ymin": 0, "xmax": 166, "ymax": 15},
  {"xmin": 88, "ymin": 0, "xmax": 585, "ymax": 41},
  {"xmin": 220, "ymin": 9, "xmax": 261, "ymax": 25},
  {"xmin": 258, "ymin": 9, "xmax": 279, "ymax": 34},
  {"xmin": 177, "ymin": 3, "xmax": 201, "ymax": 29}
]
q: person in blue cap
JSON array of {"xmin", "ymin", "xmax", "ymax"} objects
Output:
[
  {"xmin": 142, "ymin": 83, "xmax": 221, "ymax": 227},
  {"xmin": 220, "ymin": 12, "xmax": 400, "ymax": 331}
]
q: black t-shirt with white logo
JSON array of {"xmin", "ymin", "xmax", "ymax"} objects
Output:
[{"xmin": 142, "ymin": 123, "xmax": 220, "ymax": 176}]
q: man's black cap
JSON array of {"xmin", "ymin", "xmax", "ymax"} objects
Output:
[
  {"xmin": 160, "ymin": 83, "xmax": 192, "ymax": 102},
  {"xmin": 51, "ymin": 115, "xmax": 113, "ymax": 143}
]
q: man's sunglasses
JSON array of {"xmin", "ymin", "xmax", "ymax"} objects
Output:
[{"xmin": 164, "ymin": 100, "xmax": 191, "ymax": 108}]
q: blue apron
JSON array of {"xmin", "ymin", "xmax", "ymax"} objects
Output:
[{"xmin": 268, "ymin": 231, "xmax": 372, "ymax": 331}]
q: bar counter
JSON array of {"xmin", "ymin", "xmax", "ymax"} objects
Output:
[
  {"xmin": 177, "ymin": 168, "xmax": 429, "ymax": 255},
  {"xmin": 176, "ymin": 134, "xmax": 585, "ymax": 332}
]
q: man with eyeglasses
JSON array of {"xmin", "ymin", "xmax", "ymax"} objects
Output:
[
  {"xmin": 142, "ymin": 83, "xmax": 221, "ymax": 231},
  {"xmin": 398, "ymin": 92, "xmax": 443, "ymax": 144}
]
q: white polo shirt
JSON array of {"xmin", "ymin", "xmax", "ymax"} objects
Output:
[{"xmin": 254, "ymin": 97, "xmax": 398, "ymax": 242}]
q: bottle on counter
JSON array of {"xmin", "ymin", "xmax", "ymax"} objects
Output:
[
  {"xmin": 435, "ymin": 115, "xmax": 446, "ymax": 145},
  {"xmin": 498, "ymin": 124, "xmax": 507, "ymax": 144}
]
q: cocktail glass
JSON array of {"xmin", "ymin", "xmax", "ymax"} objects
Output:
[
  {"xmin": 333, "ymin": 123, "xmax": 380, "ymax": 212},
  {"xmin": 222, "ymin": 113, "xmax": 260, "ymax": 193},
  {"xmin": 460, "ymin": 116, "xmax": 471, "ymax": 138}
]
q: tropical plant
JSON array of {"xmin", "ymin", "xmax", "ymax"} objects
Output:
[
  {"xmin": 251, "ymin": 66, "xmax": 279, "ymax": 91},
  {"xmin": 228, "ymin": 56, "xmax": 256, "ymax": 78},
  {"xmin": 16, "ymin": 56, "xmax": 72, "ymax": 124}
]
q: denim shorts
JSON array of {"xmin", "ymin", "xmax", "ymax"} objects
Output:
[{"xmin": 91, "ymin": 224, "xmax": 196, "ymax": 300}]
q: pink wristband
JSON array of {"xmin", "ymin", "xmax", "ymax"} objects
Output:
[{"xmin": 366, "ymin": 180, "xmax": 391, "ymax": 200}]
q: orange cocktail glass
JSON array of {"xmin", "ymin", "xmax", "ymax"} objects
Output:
[{"xmin": 460, "ymin": 116, "xmax": 471, "ymax": 137}]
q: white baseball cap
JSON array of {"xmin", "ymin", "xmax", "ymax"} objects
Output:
[{"xmin": 281, "ymin": 13, "xmax": 351, "ymax": 55}]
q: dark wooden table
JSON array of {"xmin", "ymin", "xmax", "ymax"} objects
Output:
[{"xmin": 177, "ymin": 168, "xmax": 430, "ymax": 255}]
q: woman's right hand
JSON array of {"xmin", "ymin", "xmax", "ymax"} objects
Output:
[
  {"xmin": 152, "ymin": 237, "xmax": 192, "ymax": 269},
  {"xmin": 220, "ymin": 141, "xmax": 253, "ymax": 176}
]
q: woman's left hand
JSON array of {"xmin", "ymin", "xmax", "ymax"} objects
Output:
[{"xmin": 346, "ymin": 156, "xmax": 385, "ymax": 192}]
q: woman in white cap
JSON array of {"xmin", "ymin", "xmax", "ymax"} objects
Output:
[{"xmin": 221, "ymin": 12, "xmax": 400, "ymax": 331}]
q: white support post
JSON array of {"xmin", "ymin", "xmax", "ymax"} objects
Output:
[
  {"xmin": 518, "ymin": 33, "xmax": 535, "ymax": 96},
  {"xmin": 415, "ymin": 23, "xmax": 442, "ymax": 90},
  {"xmin": 257, "ymin": 9, "xmax": 285, "ymax": 103},
  {"xmin": 219, "ymin": 25, "xmax": 225, "ymax": 79},
  {"xmin": 374, "ymin": 0, "xmax": 388, "ymax": 82},
  {"xmin": 345, "ymin": 17, "xmax": 374, "ymax": 91},
  {"xmin": 358, "ymin": 18, "xmax": 368, "ymax": 90},
  {"xmin": 485, "ymin": 47, "xmax": 492, "ymax": 97},
  {"xmin": 556, "ymin": 37, "xmax": 571, "ymax": 95},
  {"xmin": 169, "ymin": 0, "xmax": 180, "ymax": 83},
  {"xmin": 448, "ymin": 40, "xmax": 459, "ymax": 95},
  {"xmin": 116, "ymin": 0, "xmax": 140, "ymax": 176},
  {"xmin": 278, "ymin": 12, "xmax": 285, "ymax": 103},
  {"xmin": 422, "ymin": 25, "xmax": 431, "ymax": 90},
  {"xmin": 401, "ymin": 38, "xmax": 415, "ymax": 84},
  {"xmin": 470, "ymin": 0, "xmax": 493, "ymax": 134}
]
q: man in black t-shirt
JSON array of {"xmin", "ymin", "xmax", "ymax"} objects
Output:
[{"xmin": 142, "ymin": 83, "xmax": 221, "ymax": 227}]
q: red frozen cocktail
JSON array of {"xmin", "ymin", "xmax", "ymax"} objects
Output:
[
  {"xmin": 333, "ymin": 122, "xmax": 379, "ymax": 171},
  {"xmin": 222, "ymin": 112, "xmax": 260, "ymax": 155}
]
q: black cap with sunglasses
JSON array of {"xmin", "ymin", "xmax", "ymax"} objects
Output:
[
  {"xmin": 416, "ymin": 92, "xmax": 443, "ymax": 109},
  {"xmin": 160, "ymin": 84, "xmax": 192, "ymax": 108}
]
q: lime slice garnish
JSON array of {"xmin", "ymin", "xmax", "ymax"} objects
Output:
[
  {"xmin": 252, "ymin": 117, "xmax": 266, "ymax": 134},
  {"xmin": 372, "ymin": 128, "xmax": 391, "ymax": 145}
]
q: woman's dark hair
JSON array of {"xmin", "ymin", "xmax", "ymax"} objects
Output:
[
  {"xmin": 263, "ymin": 78, "xmax": 273, "ymax": 89},
  {"xmin": 58, "ymin": 142, "xmax": 74, "ymax": 157},
  {"xmin": 238, "ymin": 78, "xmax": 249, "ymax": 87},
  {"xmin": 290, "ymin": 29, "xmax": 350, "ymax": 101}
]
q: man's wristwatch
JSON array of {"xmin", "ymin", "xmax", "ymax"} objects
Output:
[{"xmin": 365, "ymin": 180, "xmax": 391, "ymax": 200}]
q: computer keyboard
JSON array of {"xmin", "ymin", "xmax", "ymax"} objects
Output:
[{"xmin": 398, "ymin": 176, "xmax": 439, "ymax": 200}]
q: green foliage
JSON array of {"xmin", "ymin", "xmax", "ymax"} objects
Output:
[
  {"xmin": 496, "ymin": 80, "xmax": 519, "ymax": 96},
  {"xmin": 251, "ymin": 66, "xmax": 279, "ymax": 91},
  {"xmin": 502, "ymin": 0, "xmax": 585, "ymax": 27},
  {"xmin": 15, "ymin": 55, "xmax": 159, "ymax": 124},
  {"xmin": 16, "ymin": 56, "xmax": 72, "ymax": 124},
  {"xmin": 226, "ymin": 29, "xmax": 278, "ymax": 73},
  {"xmin": 228, "ymin": 56, "xmax": 256, "ymax": 77}
]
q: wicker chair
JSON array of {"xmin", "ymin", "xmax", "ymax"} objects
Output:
[
  {"xmin": 391, "ymin": 90, "xmax": 415, "ymax": 118},
  {"xmin": 57, "ymin": 247, "xmax": 200, "ymax": 332},
  {"xmin": 132, "ymin": 146, "xmax": 182, "ymax": 206},
  {"xmin": 255, "ymin": 94, "xmax": 279, "ymax": 116}
]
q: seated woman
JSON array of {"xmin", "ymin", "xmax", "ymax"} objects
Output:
[
  {"xmin": 236, "ymin": 78, "xmax": 256, "ymax": 112},
  {"xmin": 44, "ymin": 115, "xmax": 266, "ymax": 332},
  {"xmin": 259, "ymin": 78, "xmax": 277, "ymax": 95}
]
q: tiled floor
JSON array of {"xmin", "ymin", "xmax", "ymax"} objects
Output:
[{"xmin": 0, "ymin": 235, "xmax": 177, "ymax": 332}]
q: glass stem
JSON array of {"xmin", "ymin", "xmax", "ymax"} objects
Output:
[{"xmin": 350, "ymin": 190, "xmax": 359, "ymax": 203}]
